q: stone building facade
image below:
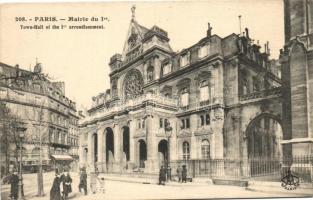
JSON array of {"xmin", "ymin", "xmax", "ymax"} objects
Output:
[
  {"xmin": 80, "ymin": 9, "xmax": 283, "ymax": 175},
  {"xmin": 0, "ymin": 62, "xmax": 79, "ymax": 173}
]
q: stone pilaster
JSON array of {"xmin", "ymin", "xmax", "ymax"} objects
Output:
[
  {"xmin": 146, "ymin": 114, "xmax": 158, "ymax": 173},
  {"xmin": 87, "ymin": 132, "xmax": 94, "ymax": 172},
  {"xmin": 113, "ymin": 124, "xmax": 121, "ymax": 172},
  {"xmin": 129, "ymin": 119, "xmax": 136, "ymax": 169},
  {"xmin": 97, "ymin": 128, "xmax": 104, "ymax": 172},
  {"xmin": 169, "ymin": 118, "xmax": 178, "ymax": 161},
  {"xmin": 154, "ymin": 55, "xmax": 161, "ymax": 80},
  {"xmin": 190, "ymin": 114, "xmax": 198, "ymax": 159}
]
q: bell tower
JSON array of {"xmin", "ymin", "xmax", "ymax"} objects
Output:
[{"xmin": 281, "ymin": 0, "xmax": 313, "ymax": 157}]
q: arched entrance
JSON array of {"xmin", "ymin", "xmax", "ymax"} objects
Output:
[
  {"xmin": 105, "ymin": 127, "xmax": 114, "ymax": 172},
  {"xmin": 138, "ymin": 140, "xmax": 147, "ymax": 168},
  {"xmin": 158, "ymin": 140, "xmax": 168, "ymax": 167},
  {"xmin": 122, "ymin": 127, "xmax": 130, "ymax": 162},
  {"xmin": 246, "ymin": 114, "xmax": 283, "ymax": 176},
  {"xmin": 93, "ymin": 133, "xmax": 98, "ymax": 162}
]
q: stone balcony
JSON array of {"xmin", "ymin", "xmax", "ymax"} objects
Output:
[
  {"xmin": 83, "ymin": 93, "xmax": 178, "ymax": 124},
  {"xmin": 239, "ymin": 87, "xmax": 282, "ymax": 102}
]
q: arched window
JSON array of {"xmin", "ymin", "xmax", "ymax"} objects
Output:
[
  {"xmin": 147, "ymin": 66, "xmax": 154, "ymax": 83},
  {"xmin": 200, "ymin": 80, "xmax": 209, "ymax": 102},
  {"xmin": 181, "ymin": 87, "xmax": 189, "ymax": 107},
  {"xmin": 182, "ymin": 141, "xmax": 190, "ymax": 160},
  {"xmin": 201, "ymin": 140, "xmax": 210, "ymax": 159}
]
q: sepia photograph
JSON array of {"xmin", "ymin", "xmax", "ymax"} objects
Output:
[{"xmin": 0, "ymin": 0, "xmax": 313, "ymax": 199}]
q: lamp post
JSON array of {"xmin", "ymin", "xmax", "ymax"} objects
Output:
[
  {"xmin": 164, "ymin": 120, "xmax": 172, "ymax": 181},
  {"xmin": 17, "ymin": 126, "xmax": 27, "ymax": 200}
]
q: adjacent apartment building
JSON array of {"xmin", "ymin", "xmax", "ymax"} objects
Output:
[{"xmin": 0, "ymin": 62, "xmax": 80, "ymax": 174}]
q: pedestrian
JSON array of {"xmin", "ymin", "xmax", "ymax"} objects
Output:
[
  {"xmin": 9, "ymin": 171, "xmax": 19, "ymax": 200},
  {"xmin": 176, "ymin": 165, "xmax": 183, "ymax": 183},
  {"xmin": 62, "ymin": 172, "xmax": 72, "ymax": 200},
  {"xmin": 158, "ymin": 165, "xmax": 166, "ymax": 185},
  {"xmin": 182, "ymin": 165, "xmax": 187, "ymax": 183},
  {"xmin": 79, "ymin": 168, "xmax": 87, "ymax": 195},
  {"xmin": 97, "ymin": 177, "xmax": 105, "ymax": 193},
  {"xmin": 50, "ymin": 172, "xmax": 62, "ymax": 200},
  {"xmin": 90, "ymin": 172, "xmax": 97, "ymax": 194}
]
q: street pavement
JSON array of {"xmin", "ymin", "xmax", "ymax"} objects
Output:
[{"xmin": 1, "ymin": 172, "xmax": 312, "ymax": 200}]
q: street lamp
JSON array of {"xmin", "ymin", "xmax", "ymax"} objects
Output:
[
  {"xmin": 17, "ymin": 126, "xmax": 27, "ymax": 200},
  {"xmin": 164, "ymin": 120, "xmax": 172, "ymax": 181}
]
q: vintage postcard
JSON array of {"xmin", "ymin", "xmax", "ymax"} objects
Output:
[{"xmin": 0, "ymin": 0, "xmax": 313, "ymax": 199}]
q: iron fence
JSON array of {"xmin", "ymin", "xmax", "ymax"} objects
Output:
[{"xmin": 170, "ymin": 155, "xmax": 313, "ymax": 183}]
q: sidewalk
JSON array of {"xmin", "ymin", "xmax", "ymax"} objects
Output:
[{"xmin": 99, "ymin": 173, "xmax": 313, "ymax": 196}]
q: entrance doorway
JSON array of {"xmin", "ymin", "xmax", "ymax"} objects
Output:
[
  {"xmin": 138, "ymin": 140, "xmax": 147, "ymax": 168},
  {"xmin": 122, "ymin": 127, "xmax": 130, "ymax": 162},
  {"xmin": 105, "ymin": 128, "xmax": 114, "ymax": 172},
  {"xmin": 246, "ymin": 114, "xmax": 283, "ymax": 176},
  {"xmin": 158, "ymin": 139, "xmax": 168, "ymax": 167},
  {"xmin": 93, "ymin": 133, "xmax": 98, "ymax": 162}
]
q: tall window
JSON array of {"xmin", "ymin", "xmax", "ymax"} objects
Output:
[
  {"xmin": 162, "ymin": 63, "xmax": 172, "ymax": 76},
  {"xmin": 160, "ymin": 118, "xmax": 163, "ymax": 128},
  {"xmin": 200, "ymin": 114, "xmax": 210, "ymax": 126},
  {"xmin": 180, "ymin": 52, "xmax": 190, "ymax": 67},
  {"xmin": 201, "ymin": 140, "xmax": 210, "ymax": 159},
  {"xmin": 181, "ymin": 118, "xmax": 190, "ymax": 129},
  {"xmin": 199, "ymin": 44, "xmax": 210, "ymax": 58},
  {"xmin": 182, "ymin": 141, "xmax": 190, "ymax": 160},
  {"xmin": 253, "ymin": 76, "xmax": 260, "ymax": 92},
  {"xmin": 147, "ymin": 66, "xmax": 154, "ymax": 82},
  {"xmin": 181, "ymin": 87, "xmax": 189, "ymax": 107},
  {"xmin": 200, "ymin": 80, "xmax": 209, "ymax": 102}
]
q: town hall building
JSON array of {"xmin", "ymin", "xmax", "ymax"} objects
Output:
[{"xmin": 79, "ymin": 6, "xmax": 287, "ymax": 178}]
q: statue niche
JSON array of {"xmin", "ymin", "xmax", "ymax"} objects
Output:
[{"xmin": 124, "ymin": 69, "xmax": 144, "ymax": 100}]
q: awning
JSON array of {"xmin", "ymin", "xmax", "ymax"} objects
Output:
[{"xmin": 51, "ymin": 155, "xmax": 73, "ymax": 161}]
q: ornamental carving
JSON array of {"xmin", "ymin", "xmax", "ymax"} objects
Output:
[{"xmin": 124, "ymin": 69, "xmax": 144, "ymax": 100}]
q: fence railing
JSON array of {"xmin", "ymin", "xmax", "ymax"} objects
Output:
[{"xmin": 170, "ymin": 155, "xmax": 313, "ymax": 183}]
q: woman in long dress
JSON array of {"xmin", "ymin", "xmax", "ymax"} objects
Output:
[{"xmin": 50, "ymin": 173, "xmax": 61, "ymax": 200}]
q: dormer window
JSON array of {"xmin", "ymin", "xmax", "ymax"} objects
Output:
[
  {"xmin": 180, "ymin": 52, "xmax": 190, "ymax": 67},
  {"xmin": 199, "ymin": 44, "xmax": 210, "ymax": 59},
  {"xmin": 162, "ymin": 62, "xmax": 172, "ymax": 76}
]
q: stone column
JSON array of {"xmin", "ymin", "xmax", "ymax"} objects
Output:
[
  {"xmin": 129, "ymin": 119, "xmax": 136, "ymax": 169},
  {"xmin": 146, "ymin": 114, "xmax": 158, "ymax": 173},
  {"xmin": 113, "ymin": 124, "xmax": 121, "ymax": 172},
  {"xmin": 97, "ymin": 128, "xmax": 104, "ymax": 172},
  {"xmin": 87, "ymin": 132, "xmax": 94, "ymax": 172}
]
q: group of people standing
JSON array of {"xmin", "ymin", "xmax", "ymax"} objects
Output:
[
  {"xmin": 158, "ymin": 165, "xmax": 188, "ymax": 185},
  {"xmin": 50, "ymin": 171, "xmax": 72, "ymax": 200}
]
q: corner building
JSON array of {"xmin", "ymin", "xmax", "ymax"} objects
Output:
[{"xmin": 80, "ymin": 13, "xmax": 283, "ymax": 176}]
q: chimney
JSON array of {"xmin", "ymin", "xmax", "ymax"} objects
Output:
[{"xmin": 207, "ymin": 23, "xmax": 212, "ymax": 37}]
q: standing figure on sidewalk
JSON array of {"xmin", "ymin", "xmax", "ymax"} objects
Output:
[
  {"xmin": 182, "ymin": 165, "xmax": 187, "ymax": 183},
  {"xmin": 79, "ymin": 168, "xmax": 87, "ymax": 195},
  {"xmin": 50, "ymin": 172, "xmax": 62, "ymax": 200},
  {"xmin": 62, "ymin": 172, "xmax": 72, "ymax": 200},
  {"xmin": 9, "ymin": 171, "xmax": 19, "ymax": 200},
  {"xmin": 90, "ymin": 172, "xmax": 97, "ymax": 194},
  {"xmin": 176, "ymin": 165, "xmax": 183, "ymax": 183},
  {"xmin": 97, "ymin": 177, "xmax": 105, "ymax": 193},
  {"xmin": 158, "ymin": 165, "xmax": 166, "ymax": 185}
]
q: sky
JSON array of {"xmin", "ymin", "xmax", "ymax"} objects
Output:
[{"xmin": 0, "ymin": 0, "xmax": 284, "ymax": 109}]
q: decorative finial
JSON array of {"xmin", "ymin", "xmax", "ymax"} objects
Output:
[{"xmin": 131, "ymin": 5, "xmax": 136, "ymax": 21}]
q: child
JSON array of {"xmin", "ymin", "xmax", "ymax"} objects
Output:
[{"xmin": 97, "ymin": 177, "xmax": 105, "ymax": 193}]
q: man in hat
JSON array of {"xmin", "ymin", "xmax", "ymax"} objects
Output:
[
  {"xmin": 9, "ymin": 171, "xmax": 19, "ymax": 200},
  {"xmin": 182, "ymin": 165, "xmax": 188, "ymax": 183},
  {"xmin": 79, "ymin": 168, "xmax": 87, "ymax": 195}
]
